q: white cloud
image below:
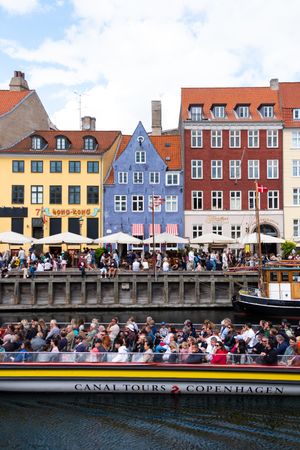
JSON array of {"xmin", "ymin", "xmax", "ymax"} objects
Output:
[
  {"xmin": 1, "ymin": 0, "xmax": 300, "ymax": 132},
  {"xmin": 0, "ymin": 0, "xmax": 40, "ymax": 15}
]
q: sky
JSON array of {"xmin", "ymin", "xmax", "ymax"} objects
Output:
[{"xmin": 0, "ymin": 0, "xmax": 300, "ymax": 134}]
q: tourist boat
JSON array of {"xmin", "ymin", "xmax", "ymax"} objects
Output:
[
  {"xmin": 233, "ymin": 261, "xmax": 300, "ymax": 316},
  {"xmin": 0, "ymin": 354, "xmax": 300, "ymax": 395}
]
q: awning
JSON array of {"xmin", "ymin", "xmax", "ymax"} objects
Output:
[
  {"xmin": 149, "ymin": 224, "xmax": 161, "ymax": 236},
  {"xmin": 132, "ymin": 224, "xmax": 144, "ymax": 236},
  {"xmin": 166, "ymin": 224, "xmax": 178, "ymax": 235}
]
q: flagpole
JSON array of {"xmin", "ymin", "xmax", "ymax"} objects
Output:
[
  {"xmin": 255, "ymin": 181, "xmax": 263, "ymax": 289},
  {"xmin": 152, "ymin": 192, "xmax": 156, "ymax": 277}
]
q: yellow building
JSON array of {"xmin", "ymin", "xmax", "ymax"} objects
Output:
[{"xmin": 0, "ymin": 119, "xmax": 121, "ymax": 250}]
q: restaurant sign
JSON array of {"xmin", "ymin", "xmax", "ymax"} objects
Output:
[{"xmin": 36, "ymin": 207, "xmax": 100, "ymax": 217}]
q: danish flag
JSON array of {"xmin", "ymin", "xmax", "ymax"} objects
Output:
[{"xmin": 257, "ymin": 183, "xmax": 268, "ymax": 193}]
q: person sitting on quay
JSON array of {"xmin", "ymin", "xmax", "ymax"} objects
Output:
[
  {"xmin": 108, "ymin": 258, "xmax": 118, "ymax": 278},
  {"xmin": 132, "ymin": 258, "xmax": 141, "ymax": 272}
]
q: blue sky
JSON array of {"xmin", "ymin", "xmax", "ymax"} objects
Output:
[{"xmin": 1, "ymin": 0, "xmax": 300, "ymax": 133}]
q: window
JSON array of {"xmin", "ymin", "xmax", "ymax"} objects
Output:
[
  {"xmin": 12, "ymin": 185, "xmax": 24, "ymax": 204},
  {"xmin": 56, "ymin": 136, "xmax": 69, "ymax": 150},
  {"xmin": 248, "ymin": 191, "xmax": 259, "ymax": 210},
  {"xmin": 211, "ymin": 191, "xmax": 223, "ymax": 210},
  {"xmin": 267, "ymin": 160, "xmax": 279, "ymax": 179},
  {"xmin": 149, "ymin": 171, "xmax": 160, "ymax": 184},
  {"xmin": 84, "ymin": 137, "xmax": 96, "ymax": 151},
  {"xmin": 294, "ymin": 219, "xmax": 300, "ymax": 237},
  {"xmin": 292, "ymin": 131, "xmax": 300, "ymax": 148},
  {"xmin": 248, "ymin": 130, "xmax": 259, "ymax": 148},
  {"xmin": 135, "ymin": 151, "xmax": 146, "ymax": 163},
  {"xmin": 267, "ymin": 130, "xmax": 278, "ymax": 148},
  {"xmin": 192, "ymin": 191, "xmax": 203, "ymax": 210},
  {"xmin": 133, "ymin": 172, "xmax": 144, "ymax": 184},
  {"xmin": 213, "ymin": 105, "xmax": 226, "ymax": 118},
  {"xmin": 211, "ymin": 160, "xmax": 222, "ymax": 179},
  {"xmin": 292, "ymin": 160, "xmax": 300, "ymax": 177},
  {"xmin": 293, "ymin": 188, "xmax": 300, "ymax": 205},
  {"xmin": 211, "ymin": 130, "xmax": 222, "ymax": 147},
  {"xmin": 261, "ymin": 105, "xmax": 274, "ymax": 118},
  {"xmin": 248, "ymin": 160, "xmax": 259, "ymax": 179},
  {"xmin": 132, "ymin": 195, "xmax": 144, "ymax": 212},
  {"xmin": 190, "ymin": 105, "xmax": 202, "ymax": 121},
  {"xmin": 118, "ymin": 172, "xmax": 128, "ymax": 184},
  {"xmin": 165, "ymin": 195, "xmax": 178, "ymax": 212},
  {"xmin": 191, "ymin": 160, "xmax": 203, "ymax": 179},
  {"xmin": 166, "ymin": 172, "xmax": 179, "ymax": 185},
  {"xmin": 191, "ymin": 130, "xmax": 202, "ymax": 148},
  {"xmin": 49, "ymin": 186, "xmax": 62, "ymax": 204},
  {"xmin": 293, "ymin": 109, "xmax": 300, "ymax": 120},
  {"xmin": 12, "ymin": 160, "xmax": 24, "ymax": 173},
  {"xmin": 31, "ymin": 161, "xmax": 43, "ymax": 173},
  {"xmin": 229, "ymin": 160, "xmax": 241, "ymax": 179},
  {"xmin": 87, "ymin": 186, "xmax": 99, "ymax": 204},
  {"xmin": 231, "ymin": 225, "xmax": 241, "ymax": 239},
  {"xmin": 114, "ymin": 195, "xmax": 127, "ymax": 212},
  {"xmin": 68, "ymin": 186, "xmax": 80, "ymax": 204},
  {"xmin": 229, "ymin": 130, "xmax": 241, "ymax": 148},
  {"xmin": 12, "ymin": 218, "xmax": 24, "ymax": 234},
  {"xmin": 148, "ymin": 195, "xmax": 162, "ymax": 212},
  {"xmin": 50, "ymin": 161, "xmax": 62, "ymax": 173},
  {"xmin": 230, "ymin": 191, "xmax": 241, "ymax": 210},
  {"xmin": 31, "ymin": 185, "xmax": 43, "ymax": 204},
  {"xmin": 212, "ymin": 225, "xmax": 222, "ymax": 235},
  {"xmin": 192, "ymin": 225, "xmax": 203, "ymax": 239},
  {"xmin": 31, "ymin": 136, "xmax": 43, "ymax": 150},
  {"xmin": 236, "ymin": 105, "xmax": 249, "ymax": 118},
  {"xmin": 87, "ymin": 161, "xmax": 99, "ymax": 173},
  {"xmin": 69, "ymin": 161, "xmax": 81, "ymax": 173},
  {"xmin": 268, "ymin": 190, "xmax": 279, "ymax": 209}
]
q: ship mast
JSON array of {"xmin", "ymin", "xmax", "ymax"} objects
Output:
[{"xmin": 255, "ymin": 181, "xmax": 263, "ymax": 290}]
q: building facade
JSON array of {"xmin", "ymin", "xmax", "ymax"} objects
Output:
[
  {"xmin": 180, "ymin": 80, "xmax": 284, "ymax": 242},
  {"xmin": 104, "ymin": 121, "xmax": 183, "ymax": 244}
]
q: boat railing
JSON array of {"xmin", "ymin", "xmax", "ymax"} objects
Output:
[{"xmin": 0, "ymin": 351, "xmax": 294, "ymax": 366}]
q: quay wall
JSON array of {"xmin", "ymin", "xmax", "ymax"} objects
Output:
[{"xmin": 0, "ymin": 272, "xmax": 258, "ymax": 311}]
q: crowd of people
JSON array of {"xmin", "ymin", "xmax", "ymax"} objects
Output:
[{"xmin": 1, "ymin": 315, "xmax": 300, "ymax": 366}]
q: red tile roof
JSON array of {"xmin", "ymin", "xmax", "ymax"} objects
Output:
[
  {"xmin": 181, "ymin": 86, "xmax": 281, "ymax": 122},
  {"xmin": 0, "ymin": 90, "xmax": 32, "ymax": 116},
  {"xmin": 2, "ymin": 130, "xmax": 121, "ymax": 154},
  {"xmin": 279, "ymin": 82, "xmax": 300, "ymax": 127}
]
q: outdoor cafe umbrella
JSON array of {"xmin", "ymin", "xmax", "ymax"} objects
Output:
[
  {"xmin": 35, "ymin": 232, "xmax": 93, "ymax": 245},
  {"xmin": 94, "ymin": 232, "xmax": 143, "ymax": 245},
  {"xmin": 143, "ymin": 232, "xmax": 189, "ymax": 245},
  {"xmin": 0, "ymin": 231, "xmax": 33, "ymax": 245},
  {"xmin": 190, "ymin": 233, "xmax": 235, "ymax": 245},
  {"xmin": 240, "ymin": 233, "xmax": 285, "ymax": 245}
]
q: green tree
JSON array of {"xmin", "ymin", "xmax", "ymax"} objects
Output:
[{"xmin": 281, "ymin": 241, "xmax": 296, "ymax": 259}]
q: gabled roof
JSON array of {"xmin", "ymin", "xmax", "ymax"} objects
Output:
[
  {"xmin": 181, "ymin": 86, "xmax": 281, "ymax": 122},
  {"xmin": 279, "ymin": 82, "xmax": 300, "ymax": 127},
  {"xmin": 0, "ymin": 90, "xmax": 32, "ymax": 116},
  {"xmin": 2, "ymin": 130, "xmax": 121, "ymax": 154}
]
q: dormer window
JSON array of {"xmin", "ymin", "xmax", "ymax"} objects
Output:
[
  {"xmin": 84, "ymin": 136, "xmax": 97, "ymax": 151},
  {"xmin": 189, "ymin": 105, "xmax": 202, "ymax": 121},
  {"xmin": 212, "ymin": 105, "xmax": 226, "ymax": 119},
  {"xmin": 261, "ymin": 105, "xmax": 274, "ymax": 118},
  {"xmin": 236, "ymin": 105, "xmax": 250, "ymax": 118},
  {"xmin": 293, "ymin": 109, "xmax": 300, "ymax": 120},
  {"xmin": 31, "ymin": 135, "xmax": 46, "ymax": 150},
  {"xmin": 56, "ymin": 135, "xmax": 70, "ymax": 150}
]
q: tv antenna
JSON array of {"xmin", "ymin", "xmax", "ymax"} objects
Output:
[{"xmin": 74, "ymin": 91, "xmax": 87, "ymax": 129}]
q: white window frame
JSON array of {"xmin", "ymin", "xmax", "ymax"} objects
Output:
[
  {"xmin": 267, "ymin": 160, "xmax": 279, "ymax": 179},
  {"xmin": 292, "ymin": 160, "xmax": 300, "ymax": 177},
  {"xmin": 192, "ymin": 225, "xmax": 203, "ymax": 239},
  {"xmin": 248, "ymin": 160, "xmax": 260, "ymax": 179},
  {"xmin": 149, "ymin": 171, "xmax": 160, "ymax": 184},
  {"xmin": 230, "ymin": 191, "xmax": 241, "ymax": 210},
  {"xmin": 229, "ymin": 160, "xmax": 241, "ymax": 180},
  {"xmin": 31, "ymin": 185, "xmax": 43, "ymax": 204},
  {"xmin": 229, "ymin": 130, "xmax": 241, "ymax": 148},
  {"xmin": 191, "ymin": 160, "xmax": 203, "ymax": 179},
  {"xmin": 248, "ymin": 190, "xmax": 260, "ymax": 210},
  {"xmin": 114, "ymin": 195, "xmax": 127, "ymax": 212},
  {"xmin": 166, "ymin": 172, "xmax": 180, "ymax": 186},
  {"xmin": 292, "ymin": 131, "xmax": 300, "ymax": 148},
  {"xmin": 293, "ymin": 188, "xmax": 300, "ymax": 206},
  {"xmin": 293, "ymin": 109, "xmax": 300, "ymax": 120},
  {"xmin": 261, "ymin": 106, "xmax": 274, "ymax": 118},
  {"xmin": 133, "ymin": 171, "xmax": 144, "ymax": 184},
  {"xmin": 165, "ymin": 195, "xmax": 178, "ymax": 212},
  {"xmin": 231, "ymin": 225, "xmax": 241, "ymax": 239},
  {"xmin": 294, "ymin": 219, "xmax": 300, "ymax": 237},
  {"xmin": 237, "ymin": 106, "xmax": 249, "ymax": 118},
  {"xmin": 268, "ymin": 190, "xmax": 279, "ymax": 210},
  {"xmin": 148, "ymin": 195, "xmax": 162, "ymax": 212},
  {"xmin": 190, "ymin": 106, "xmax": 202, "ymax": 121},
  {"xmin": 211, "ymin": 160, "xmax": 223, "ymax": 179},
  {"xmin": 248, "ymin": 130, "xmax": 259, "ymax": 148},
  {"xmin": 192, "ymin": 191, "xmax": 203, "ymax": 210},
  {"xmin": 267, "ymin": 130, "xmax": 278, "ymax": 148},
  {"xmin": 118, "ymin": 172, "xmax": 128, "ymax": 184},
  {"xmin": 211, "ymin": 191, "xmax": 223, "ymax": 210},
  {"xmin": 135, "ymin": 151, "xmax": 146, "ymax": 163},
  {"xmin": 191, "ymin": 130, "xmax": 203, "ymax": 148},
  {"xmin": 132, "ymin": 195, "xmax": 144, "ymax": 212},
  {"xmin": 32, "ymin": 136, "xmax": 42, "ymax": 150},
  {"xmin": 211, "ymin": 130, "xmax": 222, "ymax": 148},
  {"xmin": 213, "ymin": 106, "xmax": 225, "ymax": 118},
  {"xmin": 212, "ymin": 225, "xmax": 222, "ymax": 235}
]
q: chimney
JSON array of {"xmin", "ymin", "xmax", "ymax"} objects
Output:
[
  {"xmin": 81, "ymin": 116, "xmax": 96, "ymax": 131},
  {"xmin": 9, "ymin": 71, "xmax": 29, "ymax": 91},
  {"xmin": 270, "ymin": 78, "xmax": 279, "ymax": 90},
  {"xmin": 151, "ymin": 100, "xmax": 162, "ymax": 136}
]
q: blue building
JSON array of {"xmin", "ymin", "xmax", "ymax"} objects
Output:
[{"xmin": 104, "ymin": 122, "xmax": 183, "ymax": 246}]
